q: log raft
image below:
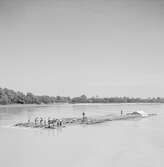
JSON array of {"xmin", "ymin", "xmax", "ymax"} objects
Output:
[{"xmin": 14, "ymin": 111, "xmax": 156, "ymax": 129}]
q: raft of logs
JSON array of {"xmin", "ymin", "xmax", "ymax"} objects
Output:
[{"xmin": 14, "ymin": 113, "xmax": 157, "ymax": 129}]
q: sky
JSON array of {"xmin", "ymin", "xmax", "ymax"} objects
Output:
[{"xmin": 0, "ymin": 0, "xmax": 164, "ymax": 97}]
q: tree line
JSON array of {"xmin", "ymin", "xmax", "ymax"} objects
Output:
[
  {"xmin": 0, "ymin": 87, "xmax": 164, "ymax": 105},
  {"xmin": 0, "ymin": 88, "xmax": 56, "ymax": 105},
  {"xmin": 71, "ymin": 95, "xmax": 164, "ymax": 103}
]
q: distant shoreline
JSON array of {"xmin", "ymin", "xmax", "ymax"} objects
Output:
[
  {"xmin": 0, "ymin": 102, "xmax": 163, "ymax": 108},
  {"xmin": 1, "ymin": 88, "xmax": 164, "ymax": 105}
]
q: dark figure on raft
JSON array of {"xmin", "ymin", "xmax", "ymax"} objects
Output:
[
  {"xmin": 35, "ymin": 117, "xmax": 39, "ymax": 125},
  {"xmin": 59, "ymin": 120, "xmax": 63, "ymax": 126},
  {"xmin": 82, "ymin": 112, "xmax": 86, "ymax": 122},
  {"xmin": 40, "ymin": 117, "xmax": 43, "ymax": 125},
  {"xmin": 121, "ymin": 110, "xmax": 123, "ymax": 116}
]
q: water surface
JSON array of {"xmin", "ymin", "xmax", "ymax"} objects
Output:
[{"xmin": 0, "ymin": 103, "xmax": 164, "ymax": 167}]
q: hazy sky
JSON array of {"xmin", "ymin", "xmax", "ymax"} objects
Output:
[{"xmin": 0, "ymin": 0, "xmax": 164, "ymax": 97}]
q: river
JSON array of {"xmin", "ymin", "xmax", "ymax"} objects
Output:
[{"xmin": 0, "ymin": 103, "xmax": 164, "ymax": 167}]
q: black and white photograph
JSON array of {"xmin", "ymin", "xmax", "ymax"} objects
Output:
[{"xmin": 0, "ymin": 0, "xmax": 164, "ymax": 167}]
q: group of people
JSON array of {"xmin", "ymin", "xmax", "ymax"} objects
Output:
[
  {"xmin": 34, "ymin": 117, "xmax": 63, "ymax": 128},
  {"xmin": 31, "ymin": 112, "xmax": 87, "ymax": 128}
]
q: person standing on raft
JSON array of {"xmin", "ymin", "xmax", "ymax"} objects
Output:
[
  {"xmin": 121, "ymin": 110, "xmax": 123, "ymax": 116},
  {"xmin": 35, "ymin": 117, "xmax": 38, "ymax": 125},
  {"xmin": 82, "ymin": 112, "xmax": 86, "ymax": 122}
]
